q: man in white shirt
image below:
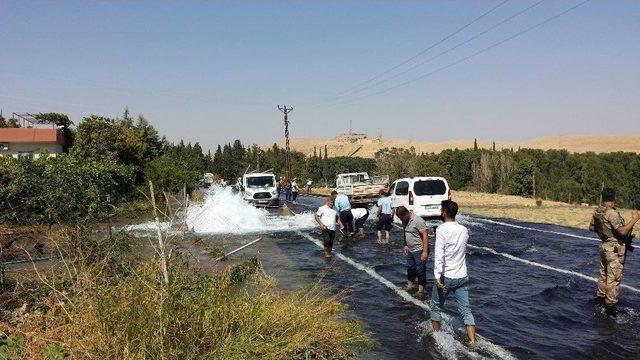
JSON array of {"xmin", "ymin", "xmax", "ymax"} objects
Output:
[
  {"xmin": 351, "ymin": 208, "xmax": 369, "ymax": 238},
  {"xmin": 430, "ymin": 200, "xmax": 476, "ymax": 347},
  {"xmin": 315, "ymin": 197, "xmax": 341, "ymax": 260}
]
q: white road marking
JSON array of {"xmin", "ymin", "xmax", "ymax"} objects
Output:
[
  {"xmin": 463, "ymin": 216, "xmax": 599, "ymax": 242},
  {"xmin": 391, "ymin": 223, "xmax": 640, "ymax": 294},
  {"xmin": 466, "ymin": 243, "xmax": 640, "ymax": 294},
  {"xmin": 297, "ymin": 231, "xmax": 516, "ymax": 360}
]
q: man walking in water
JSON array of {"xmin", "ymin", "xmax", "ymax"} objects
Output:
[
  {"xmin": 332, "ymin": 190, "xmax": 354, "ymax": 236},
  {"xmin": 315, "ymin": 197, "xmax": 340, "ymax": 260},
  {"xmin": 590, "ymin": 187, "xmax": 640, "ymax": 315},
  {"xmin": 396, "ymin": 206, "xmax": 429, "ymax": 298},
  {"xmin": 376, "ymin": 189, "xmax": 394, "ymax": 244},
  {"xmin": 430, "ymin": 200, "xmax": 476, "ymax": 347}
]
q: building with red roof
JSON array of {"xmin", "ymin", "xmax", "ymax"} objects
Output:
[{"xmin": 0, "ymin": 128, "xmax": 65, "ymax": 159}]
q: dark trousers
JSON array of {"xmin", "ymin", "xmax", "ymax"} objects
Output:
[
  {"xmin": 339, "ymin": 210, "xmax": 354, "ymax": 233},
  {"xmin": 322, "ymin": 228, "xmax": 336, "ymax": 249},
  {"xmin": 292, "ymin": 191, "xmax": 298, "ymax": 201},
  {"xmin": 354, "ymin": 212, "xmax": 369, "ymax": 230},
  {"xmin": 406, "ymin": 250, "xmax": 426, "ymax": 287}
]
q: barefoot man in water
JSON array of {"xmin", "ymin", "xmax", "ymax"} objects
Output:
[
  {"xmin": 315, "ymin": 197, "xmax": 341, "ymax": 260},
  {"xmin": 396, "ymin": 206, "xmax": 429, "ymax": 297},
  {"xmin": 431, "ymin": 200, "xmax": 476, "ymax": 347}
]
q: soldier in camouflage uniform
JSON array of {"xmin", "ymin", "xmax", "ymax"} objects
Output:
[{"xmin": 589, "ymin": 188, "xmax": 640, "ymax": 315}]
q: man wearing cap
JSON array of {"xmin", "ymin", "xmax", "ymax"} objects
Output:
[{"xmin": 590, "ymin": 187, "xmax": 640, "ymax": 315}]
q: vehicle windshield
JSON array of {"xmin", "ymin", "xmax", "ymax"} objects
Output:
[
  {"xmin": 413, "ymin": 180, "xmax": 447, "ymax": 196},
  {"xmin": 246, "ymin": 176, "xmax": 275, "ymax": 188},
  {"xmin": 343, "ymin": 174, "xmax": 372, "ymax": 185}
]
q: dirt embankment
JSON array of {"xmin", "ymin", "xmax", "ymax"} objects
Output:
[{"xmin": 282, "ymin": 133, "xmax": 640, "ymax": 158}]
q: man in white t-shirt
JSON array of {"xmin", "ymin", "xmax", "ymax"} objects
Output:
[
  {"xmin": 430, "ymin": 200, "xmax": 476, "ymax": 347},
  {"xmin": 351, "ymin": 208, "xmax": 369, "ymax": 238},
  {"xmin": 315, "ymin": 197, "xmax": 341, "ymax": 260}
]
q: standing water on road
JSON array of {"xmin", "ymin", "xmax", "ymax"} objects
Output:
[{"xmin": 132, "ymin": 189, "xmax": 640, "ymax": 359}]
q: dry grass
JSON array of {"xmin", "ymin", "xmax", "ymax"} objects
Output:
[
  {"xmin": 282, "ymin": 133, "xmax": 640, "ymax": 158},
  {"xmin": 0, "ymin": 226, "xmax": 370, "ymax": 359},
  {"xmin": 454, "ymin": 190, "xmax": 635, "ymax": 229}
]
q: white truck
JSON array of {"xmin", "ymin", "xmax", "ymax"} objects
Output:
[
  {"xmin": 334, "ymin": 172, "xmax": 389, "ymax": 206},
  {"xmin": 241, "ymin": 172, "xmax": 280, "ymax": 207}
]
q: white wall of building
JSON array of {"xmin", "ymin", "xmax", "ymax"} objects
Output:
[{"xmin": 0, "ymin": 142, "xmax": 63, "ymax": 159}]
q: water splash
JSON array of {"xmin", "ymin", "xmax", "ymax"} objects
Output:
[{"xmin": 185, "ymin": 186, "xmax": 316, "ymax": 234}]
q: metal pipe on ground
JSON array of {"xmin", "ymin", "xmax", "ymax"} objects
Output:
[{"xmin": 214, "ymin": 237, "xmax": 263, "ymax": 262}]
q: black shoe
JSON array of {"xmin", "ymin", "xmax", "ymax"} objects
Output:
[{"xmin": 605, "ymin": 304, "xmax": 618, "ymax": 316}]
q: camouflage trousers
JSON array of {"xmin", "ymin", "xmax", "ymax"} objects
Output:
[{"xmin": 596, "ymin": 241, "xmax": 626, "ymax": 305}]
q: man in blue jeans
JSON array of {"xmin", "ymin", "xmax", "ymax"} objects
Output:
[
  {"xmin": 431, "ymin": 200, "xmax": 476, "ymax": 347},
  {"xmin": 396, "ymin": 206, "xmax": 429, "ymax": 298}
]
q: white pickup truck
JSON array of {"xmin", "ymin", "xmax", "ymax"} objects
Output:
[
  {"xmin": 241, "ymin": 172, "xmax": 280, "ymax": 207},
  {"xmin": 334, "ymin": 172, "xmax": 389, "ymax": 206}
]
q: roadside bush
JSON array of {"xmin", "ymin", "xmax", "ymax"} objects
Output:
[
  {"xmin": 0, "ymin": 155, "xmax": 136, "ymax": 225},
  {"xmin": 144, "ymin": 153, "xmax": 203, "ymax": 194},
  {"xmin": 5, "ymin": 239, "xmax": 370, "ymax": 359}
]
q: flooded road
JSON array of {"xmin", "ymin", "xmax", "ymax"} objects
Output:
[{"xmin": 135, "ymin": 189, "xmax": 640, "ymax": 359}]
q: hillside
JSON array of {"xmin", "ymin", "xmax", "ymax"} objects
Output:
[{"xmin": 280, "ymin": 133, "xmax": 640, "ymax": 158}]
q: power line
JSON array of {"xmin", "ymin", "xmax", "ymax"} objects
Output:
[
  {"xmin": 323, "ymin": 0, "xmax": 591, "ymax": 108},
  {"xmin": 318, "ymin": 0, "xmax": 545, "ymax": 104},
  {"xmin": 307, "ymin": 0, "xmax": 511, "ymax": 104}
]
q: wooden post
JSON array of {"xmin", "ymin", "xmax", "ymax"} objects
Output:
[{"xmin": 149, "ymin": 181, "xmax": 169, "ymax": 285}]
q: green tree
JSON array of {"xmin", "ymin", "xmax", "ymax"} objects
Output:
[
  {"xmin": 509, "ymin": 159, "xmax": 536, "ymax": 196},
  {"xmin": 6, "ymin": 116, "xmax": 20, "ymax": 128},
  {"xmin": 133, "ymin": 114, "xmax": 162, "ymax": 160},
  {"xmin": 72, "ymin": 115, "xmax": 145, "ymax": 166},
  {"xmin": 36, "ymin": 112, "xmax": 75, "ymax": 152}
]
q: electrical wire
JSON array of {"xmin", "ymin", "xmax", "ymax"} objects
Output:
[
  {"xmin": 322, "ymin": 0, "xmax": 591, "ymax": 108},
  {"xmin": 305, "ymin": 0, "xmax": 512, "ymax": 105},
  {"xmin": 318, "ymin": 0, "xmax": 546, "ymax": 104}
]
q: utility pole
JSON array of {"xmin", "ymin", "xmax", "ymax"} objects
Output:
[{"xmin": 277, "ymin": 105, "xmax": 293, "ymax": 180}]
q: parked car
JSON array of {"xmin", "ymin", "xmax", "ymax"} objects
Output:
[{"xmin": 388, "ymin": 176, "xmax": 451, "ymax": 219}]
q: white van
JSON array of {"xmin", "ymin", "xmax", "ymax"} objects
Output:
[
  {"xmin": 241, "ymin": 172, "xmax": 279, "ymax": 207},
  {"xmin": 389, "ymin": 177, "xmax": 451, "ymax": 219}
]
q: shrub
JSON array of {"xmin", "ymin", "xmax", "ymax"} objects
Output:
[
  {"xmin": 0, "ymin": 155, "xmax": 136, "ymax": 225},
  {"xmin": 7, "ymin": 249, "xmax": 370, "ymax": 359}
]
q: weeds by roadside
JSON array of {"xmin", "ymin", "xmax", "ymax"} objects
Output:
[{"xmin": 0, "ymin": 225, "xmax": 371, "ymax": 359}]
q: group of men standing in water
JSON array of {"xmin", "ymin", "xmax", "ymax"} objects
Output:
[
  {"xmin": 313, "ymin": 189, "xmax": 477, "ymax": 346},
  {"xmin": 310, "ymin": 185, "xmax": 640, "ymax": 346}
]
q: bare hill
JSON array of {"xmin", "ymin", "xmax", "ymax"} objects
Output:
[{"xmin": 278, "ymin": 134, "xmax": 640, "ymax": 158}]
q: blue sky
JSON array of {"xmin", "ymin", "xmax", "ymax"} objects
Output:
[{"xmin": 1, "ymin": 1, "xmax": 639, "ymax": 150}]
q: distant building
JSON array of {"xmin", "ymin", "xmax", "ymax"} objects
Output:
[{"xmin": 0, "ymin": 128, "xmax": 65, "ymax": 159}]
